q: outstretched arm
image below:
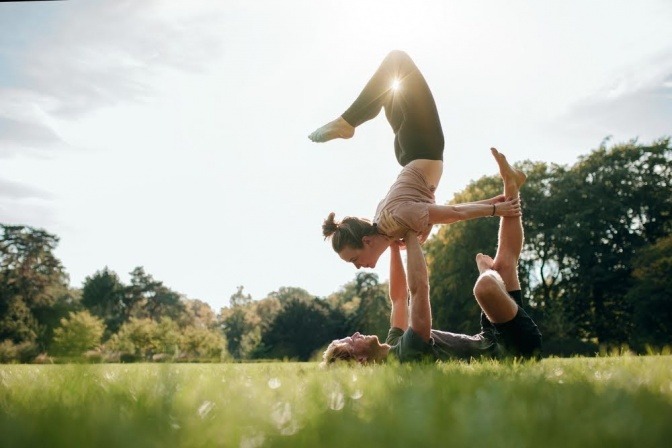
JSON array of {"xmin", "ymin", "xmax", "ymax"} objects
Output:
[
  {"xmin": 388, "ymin": 242, "xmax": 409, "ymax": 330},
  {"xmin": 428, "ymin": 197, "xmax": 520, "ymax": 225},
  {"xmin": 462, "ymin": 194, "xmax": 506, "ymax": 206},
  {"xmin": 404, "ymin": 231, "xmax": 431, "ymax": 342}
]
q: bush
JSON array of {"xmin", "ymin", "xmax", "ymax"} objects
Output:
[{"xmin": 0, "ymin": 340, "xmax": 39, "ymax": 363}]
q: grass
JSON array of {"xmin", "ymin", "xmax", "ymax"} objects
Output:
[{"xmin": 1, "ymin": 355, "xmax": 671, "ymax": 447}]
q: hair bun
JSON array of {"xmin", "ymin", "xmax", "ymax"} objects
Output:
[{"xmin": 322, "ymin": 212, "xmax": 339, "ymax": 239}]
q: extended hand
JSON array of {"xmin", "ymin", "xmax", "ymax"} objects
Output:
[
  {"xmin": 494, "ymin": 197, "xmax": 522, "ymax": 217},
  {"xmin": 487, "ymin": 194, "xmax": 506, "ymax": 205}
]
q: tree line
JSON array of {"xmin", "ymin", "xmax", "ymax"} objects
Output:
[
  {"xmin": 426, "ymin": 138, "xmax": 671, "ymax": 354},
  {"xmin": 1, "ymin": 138, "xmax": 670, "ymax": 362},
  {"xmin": 0, "ymin": 226, "xmax": 390, "ymax": 362}
]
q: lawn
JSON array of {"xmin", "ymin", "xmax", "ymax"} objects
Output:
[{"xmin": 1, "ymin": 355, "xmax": 670, "ymax": 447}]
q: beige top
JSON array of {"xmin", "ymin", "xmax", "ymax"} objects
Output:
[{"xmin": 373, "ymin": 164, "xmax": 436, "ymax": 239}]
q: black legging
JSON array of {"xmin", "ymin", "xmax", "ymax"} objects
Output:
[{"xmin": 341, "ymin": 50, "xmax": 444, "ymax": 167}]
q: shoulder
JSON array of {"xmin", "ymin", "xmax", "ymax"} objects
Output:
[
  {"xmin": 385, "ymin": 327, "xmax": 405, "ymax": 345},
  {"xmin": 388, "ymin": 327, "xmax": 435, "ymax": 363}
]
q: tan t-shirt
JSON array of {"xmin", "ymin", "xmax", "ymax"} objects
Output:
[{"xmin": 373, "ymin": 165, "xmax": 435, "ymax": 239}]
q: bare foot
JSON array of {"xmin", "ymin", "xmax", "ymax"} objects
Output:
[
  {"xmin": 490, "ymin": 147, "xmax": 526, "ymax": 189},
  {"xmin": 308, "ymin": 116, "xmax": 355, "ymax": 143},
  {"xmin": 475, "ymin": 253, "xmax": 495, "ymax": 274}
]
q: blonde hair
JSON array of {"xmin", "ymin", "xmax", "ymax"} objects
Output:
[
  {"xmin": 321, "ymin": 340, "xmax": 358, "ymax": 367},
  {"xmin": 322, "ymin": 212, "xmax": 378, "ymax": 253}
]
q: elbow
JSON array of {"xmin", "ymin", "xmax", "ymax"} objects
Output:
[
  {"xmin": 409, "ymin": 282, "xmax": 429, "ymax": 302},
  {"xmin": 390, "ymin": 291, "xmax": 409, "ymax": 306}
]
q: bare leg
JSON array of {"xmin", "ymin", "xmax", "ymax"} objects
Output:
[
  {"xmin": 490, "ymin": 147, "xmax": 526, "ymax": 290},
  {"xmin": 308, "ymin": 50, "xmax": 444, "ymax": 168},
  {"xmin": 473, "ymin": 254, "xmax": 518, "ymax": 323},
  {"xmin": 473, "ymin": 148, "xmax": 526, "ymax": 324}
]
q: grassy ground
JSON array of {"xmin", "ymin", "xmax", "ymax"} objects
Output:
[{"xmin": 1, "ymin": 355, "xmax": 671, "ymax": 448}]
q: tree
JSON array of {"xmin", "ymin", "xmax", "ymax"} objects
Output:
[
  {"xmin": 229, "ymin": 285, "xmax": 252, "ymax": 307},
  {"xmin": 260, "ymin": 296, "xmax": 340, "ymax": 361},
  {"xmin": 51, "ymin": 310, "xmax": 105, "ymax": 357},
  {"xmin": 425, "ymin": 175, "xmax": 502, "ymax": 334},
  {"xmin": 0, "ymin": 225, "xmax": 73, "ymax": 347},
  {"xmin": 221, "ymin": 306, "xmax": 255, "ymax": 359},
  {"xmin": 341, "ymin": 273, "xmax": 390, "ymax": 339},
  {"xmin": 183, "ymin": 298, "xmax": 217, "ymax": 327},
  {"xmin": 124, "ymin": 267, "xmax": 185, "ymax": 323},
  {"xmin": 425, "ymin": 138, "xmax": 672, "ymax": 351},
  {"xmin": 108, "ymin": 317, "xmax": 155, "ymax": 359},
  {"xmin": 546, "ymin": 139, "xmax": 672, "ymax": 344},
  {"xmin": 220, "ymin": 286, "xmax": 259, "ymax": 359},
  {"xmin": 626, "ymin": 235, "xmax": 672, "ymax": 348},
  {"xmin": 81, "ymin": 267, "xmax": 125, "ymax": 335},
  {"xmin": 181, "ymin": 326, "xmax": 228, "ymax": 361}
]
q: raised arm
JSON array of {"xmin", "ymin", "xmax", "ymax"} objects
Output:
[
  {"xmin": 404, "ymin": 231, "xmax": 431, "ymax": 342},
  {"xmin": 388, "ymin": 242, "xmax": 409, "ymax": 330}
]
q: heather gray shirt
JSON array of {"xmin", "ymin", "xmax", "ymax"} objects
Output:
[{"xmin": 386, "ymin": 327, "xmax": 498, "ymax": 363}]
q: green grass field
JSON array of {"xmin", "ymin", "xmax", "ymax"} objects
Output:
[{"xmin": 1, "ymin": 356, "xmax": 671, "ymax": 448}]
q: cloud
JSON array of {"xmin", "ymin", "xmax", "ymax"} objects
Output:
[
  {"xmin": 0, "ymin": 178, "xmax": 53, "ymax": 200},
  {"xmin": 22, "ymin": 0, "xmax": 224, "ymax": 114},
  {"xmin": 0, "ymin": 87, "xmax": 65, "ymax": 157},
  {"xmin": 0, "ymin": 178, "xmax": 55, "ymax": 227},
  {"xmin": 562, "ymin": 51, "xmax": 672, "ymax": 141},
  {"xmin": 0, "ymin": 0, "xmax": 225, "ymax": 153}
]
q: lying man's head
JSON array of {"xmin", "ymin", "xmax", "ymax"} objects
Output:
[{"xmin": 321, "ymin": 332, "xmax": 389, "ymax": 366}]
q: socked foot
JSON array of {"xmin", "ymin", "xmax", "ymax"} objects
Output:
[
  {"xmin": 491, "ymin": 148, "xmax": 526, "ymax": 189},
  {"xmin": 308, "ymin": 116, "xmax": 355, "ymax": 143},
  {"xmin": 475, "ymin": 253, "xmax": 495, "ymax": 274}
]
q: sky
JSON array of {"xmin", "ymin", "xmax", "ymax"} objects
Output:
[{"xmin": 1, "ymin": 0, "xmax": 671, "ymax": 312}]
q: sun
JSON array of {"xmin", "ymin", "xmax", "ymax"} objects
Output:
[{"xmin": 391, "ymin": 79, "xmax": 401, "ymax": 90}]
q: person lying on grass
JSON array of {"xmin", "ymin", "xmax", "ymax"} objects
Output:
[{"xmin": 322, "ymin": 149, "xmax": 542, "ymax": 365}]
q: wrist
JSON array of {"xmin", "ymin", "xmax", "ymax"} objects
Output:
[{"xmin": 491, "ymin": 204, "xmax": 496, "ymax": 216}]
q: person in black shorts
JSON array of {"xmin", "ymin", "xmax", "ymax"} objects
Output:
[
  {"xmin": 322, "ymin": 148, "xmax": 542, "ymax": 364},
  {"xmin": 311, "ymin": 51, "xmax": 520, "ymax": 273}
]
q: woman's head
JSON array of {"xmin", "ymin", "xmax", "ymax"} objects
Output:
[{"xmin": 322, "ymin": 212, "xmax": 388, "ymax": 269}]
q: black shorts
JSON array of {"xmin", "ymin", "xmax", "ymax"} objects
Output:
[{"xmin": 492, "ymin": 291, "xmax": 543, "ymax": 358}]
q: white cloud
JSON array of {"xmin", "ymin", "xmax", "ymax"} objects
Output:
[{"xmin": 560, "ymin": 50, "xmax": 672, "ymax": 144}]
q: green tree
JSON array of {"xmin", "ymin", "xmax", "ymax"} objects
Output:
[
  {"xmin": 260, "ymin": 296, "xmax": 339, "ymax": 361},
  {"xmin": 0, "ymin": 225, "xmax": 73, "ymax": 348},
  {"xmin": 626, "ymin": 235, "xmax": 672, "ymax": 348},
  {"xmin": 124, "ymin": 267, "xmax": 185, "ymax": 323},
  {"xmin": 183, "ymin": 298, "xmax": 218, "ymax": 329},
  {"xmin": 181, "ymin": 326, "xmax": 228, "ymax": 361},
  {"xmin": 229, "ymin": 285, "xmax": 252, "ymax": 307},
  {"xmin": 81, "ymin": 267, "xmax": 125, "ymax": 335},
  {"xmin": 221, "ymin": 306, "xmax": 254, "ymax": 359},
  {"xmin": 341, "ymin": 273, "xmax": 390, "ymax": 339},
  {"xmin": 108, "ymin": 317, "xmax": 158, "ymax": 359},
  {"xmin": 51, "ymin": 310, "xmax": 105, "ymax": 357},
  {"xmin": 548, "ymin": 139, "xmax": 671, "ymax": 344},
  {"xmin": 220, "ymin": 286, "xmax": 257, "ymax": 359},
  {"xmin": 425, "ymin": 176, "xmax": 501, "ymax": 334}
]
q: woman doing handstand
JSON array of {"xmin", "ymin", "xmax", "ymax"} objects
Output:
[{"xmin": 309, "ymin": 50, "xmax": 521, "ymax": 268}]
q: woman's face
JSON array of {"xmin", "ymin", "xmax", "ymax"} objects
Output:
[{"xmin": 338, "ymin": 239, "xmax": 381, "ymax": 269}]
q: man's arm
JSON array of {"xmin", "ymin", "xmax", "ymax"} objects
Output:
[
  {"xmin": 404, "ymin": 231, "xmax": 431, "ymax": 342},
  {"xmin": 389, "ymin": 242, "xmax": 409, "ymax": 330}
]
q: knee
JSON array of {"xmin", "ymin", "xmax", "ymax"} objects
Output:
[
  {"xmin": 385, "ymin": 50, "xmax": 411, "ymax": 64},
  {"xmin": 473, "ymin": 273, "xmax": 500, "ymax": 299}
]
